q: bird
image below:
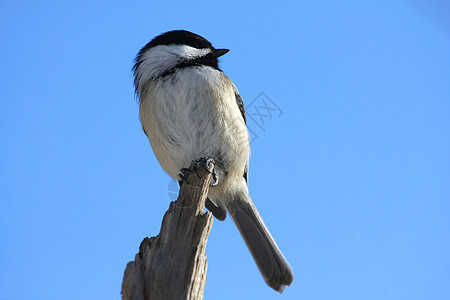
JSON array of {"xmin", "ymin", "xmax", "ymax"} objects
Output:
[{"xmin": 133, "ymin": 30, "xmax": 293, "ymax": 292}]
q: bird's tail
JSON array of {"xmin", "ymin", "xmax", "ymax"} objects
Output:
[{"xmin": 225, "ymin": 191, "xmax": 294, "ymax": 292}]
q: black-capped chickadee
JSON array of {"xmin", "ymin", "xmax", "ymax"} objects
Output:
[{"xmin": 133, "ymin": 30, "xmax": 293, "ymax": 292}]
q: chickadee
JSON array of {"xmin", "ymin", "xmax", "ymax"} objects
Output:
[{"xmin": 133, "ymin": 30, "xmax": 293, "ymax": 292}]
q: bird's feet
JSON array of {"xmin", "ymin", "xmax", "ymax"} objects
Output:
[
  {"xmin": 178, "ymin": 157, "xmax": 219, "ymax": 187},
  {"xmin": 194, "ymin": 157, "xmax": 219, "ymax": 186},
  {"xmin": 178, "ymin": 168, "xmax": 191, "ymax": 185}
]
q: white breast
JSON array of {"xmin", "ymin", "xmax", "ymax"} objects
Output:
[{"xmin": 139, "ymin": 66, "xmax": 250, "ymax": 187}]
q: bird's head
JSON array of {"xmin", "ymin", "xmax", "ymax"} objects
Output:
[{"xmin": 133, "ymin": 30, "xmax": 229, "ymax": 95}]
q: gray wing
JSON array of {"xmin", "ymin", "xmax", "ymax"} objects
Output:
[
  {"xmin": 234, "ymin": 90, "xmax": 249, "ymax": 185},
  {"xmin": 235, "ymin": 91, "xmax": 247, "ymax": 124}
]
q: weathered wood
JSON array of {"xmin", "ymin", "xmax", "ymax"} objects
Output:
[{"xmin": 122, "ymin": 160, "xmax": 214, "ymax": 300}]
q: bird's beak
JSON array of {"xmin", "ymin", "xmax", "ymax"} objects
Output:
[{"xmin": 211, "ymin": 49, "xmax": 229, "ymax": 58}]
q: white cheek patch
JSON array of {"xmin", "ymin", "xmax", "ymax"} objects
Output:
[
  {"xmin": 134, "ymin": 45, "xmax": 212, "ymax": 94},
  {"xmin": 172, "ymin": 45, "xmax": 212, "ymax": 59}
]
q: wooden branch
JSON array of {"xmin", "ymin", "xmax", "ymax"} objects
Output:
[{"xmin": 122, "ymin": 160, "xmax": 214, "ymax": 300}]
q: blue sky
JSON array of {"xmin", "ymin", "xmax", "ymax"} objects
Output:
[{"xmin": 1, "ymin": 1, "xmax": 449, "ymax": 299}]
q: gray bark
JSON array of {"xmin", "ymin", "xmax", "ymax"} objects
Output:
[{"xmin": 122, "ymin": 160, "xmax": 214, "ymax": 300}]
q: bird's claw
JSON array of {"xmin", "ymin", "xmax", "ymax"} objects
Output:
[
  {"xmin": 194, "ymin": 157, "xmax": 219, "ymax": 187},
  {"xmin": 210, "ymin": 171, "xmax": 219, "ymax": 187},
  {"xmin": 178, "ymin": 168, "xmax": 191, "ymax": 185}
]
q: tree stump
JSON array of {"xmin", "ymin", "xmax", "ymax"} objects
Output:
[{"xmin": 122, "ymin": 159, "xmax": 214, "ymax": 300}]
